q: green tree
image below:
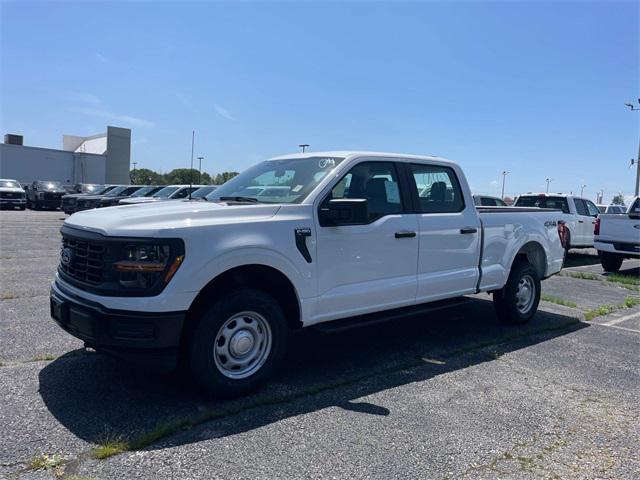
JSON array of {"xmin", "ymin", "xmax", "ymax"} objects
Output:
[
  {"xmin": 163, "ymin": 168, "xmax": 207, "ymax": 185},
  {"xmin": 130, "ymin": 168, "xmax": 165, "ymax": 185},
  {"xmin": 212, "ymin": 171, "xmax": 240, "ymax": 185},
  {"xmin": 611, "ymin": 194, "xmax": 625, "ymax": 206}
]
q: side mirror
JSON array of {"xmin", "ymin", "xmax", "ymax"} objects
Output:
[{"xmin": 319, "ymin": 198, "xmax": 368, "ymax": 226}]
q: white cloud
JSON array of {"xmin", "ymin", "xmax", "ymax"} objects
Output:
[
  {"xmin": 214, "ymin": 104, "xmax": 233, "ymax": 120},
  {"xmin": 74, "ymin": 107, "xmax": 155, "ymax": 128},
  {"xmin": 67, "ymin": 92, "xmax": 101, "ymax": 105},
  {"xmin": 94, "ymin": 53, "xmax": 108, "ymax": 63},
  {"xmin": 489, "ymin": 180, "xmax": 499, "ymax": 187}
]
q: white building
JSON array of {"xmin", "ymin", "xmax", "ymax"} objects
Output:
[{"xmin": 0, "ymin": 126, "xmax": 131, "ymax": 185}]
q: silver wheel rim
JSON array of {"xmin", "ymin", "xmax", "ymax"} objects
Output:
[
  {"xmin": 515, "ymin": 274, "xmax": 536, "ymax": 314},
  {"xmin": 213, "ymin": 311, "xmax": 272, "ymax": 379}
]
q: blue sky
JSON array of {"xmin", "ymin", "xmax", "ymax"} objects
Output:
[{"xmin": 2, "ymin": 1, "xmax": 638, "ymax": 201}]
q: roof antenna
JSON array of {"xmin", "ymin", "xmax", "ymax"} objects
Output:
[{"xmin": 189, "ymin": 130, "xmax": 195, "ymax": 200}]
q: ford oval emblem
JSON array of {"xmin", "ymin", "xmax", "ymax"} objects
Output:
[{"xmin": 61, "ymin": 247, "xmax": 72, "ymax": 266}]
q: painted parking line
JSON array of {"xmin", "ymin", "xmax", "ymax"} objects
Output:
[{"xmin": 601, "ymin": 311, "xmax": 640, "ymax": 327}]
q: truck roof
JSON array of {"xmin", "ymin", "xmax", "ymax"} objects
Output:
[{"xmin": 269, "ymin": 150, "xmax": 454, "ymax": 164}]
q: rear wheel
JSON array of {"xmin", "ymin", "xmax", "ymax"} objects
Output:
[
  {"xmin": 600, "ymin": 251, "xmax": 623, "ymax": 273},
  {"xmin": 493, "ymin": 261, "xmax": 541, "ymax": 325},
  {"xmin": 188, "ymin": 288, "xmax": 288, "ymax": 398}
]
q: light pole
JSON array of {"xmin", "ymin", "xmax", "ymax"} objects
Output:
[
  {"xmin": 299, "ymin": 144, "xmax": 309, "ymax": 153},
  {"xmin": 197, "ymin": 156, "xmax": 204, "ymax": 184},
  {"xmin": 501, "ymin": 171, "xmax": 509, "ymax": 200},
  {"xmin": 545, "ymin": 178, "xmax": 553, "ymax": 193},
  {"xmin": 132, "ymin": 162, "xmax": 137, "ymax": 183},
  {"xmin": 624, "ymin": 99, "xmax": 640, "ymax": 196},
  {"xmin": 580, "ymin": 184, "xmax": 586, "ymax": 197}
]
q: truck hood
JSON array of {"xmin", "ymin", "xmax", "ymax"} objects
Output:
[
  {"xmin": 65, "ymin": 200, "xmax": 282, "ymax": 236},
  {"xmin": 0, "ymin": 187, "xmax": 25, "ymax": 193}
]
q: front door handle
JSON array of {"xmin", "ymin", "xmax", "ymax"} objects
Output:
[
  {"xmin": 460, "ymin": 227, "xmax": 478, "ymax": 234},
  {"xmin": 578, "ymin": 220, "xmax": 584, "ymax": 223},
  {"xmin": 395, "ymin": 231, "xmax": 416, "ymax": 239}
]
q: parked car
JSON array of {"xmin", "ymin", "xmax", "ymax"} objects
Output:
[
  {"xmin": 61, "ymin": 185, "xmax": 119, "ymax": 215},
  {"xmin": 0, "ymin": 178, "xmax": 26, "ymax": 210},
  {"xmin": 473, "ymin": 195, "xmax": 507, "ymax": 207},
  {"xmin": 75, "ymin": 185, "xmax": 142, "ymax": 212},
  {"xmin": 596, "ymin": 204, "xmax": 626, "ymax": 214},
  {"xmin": 100, "ymin": 185, "xmax": 163, "ymax": 207},
  {"xmin": 119, "ymin": 185, "xmax": 207, "ymax": 205},
  {"xmin": 594, "ymin": 197, "xmax": 640, "ymax": 272},
  {"xmin": 51, "ymin": 151, "xmax": 567, "ymax": 398},
  {"xmin": 514, "ymin": 193, "xmax": 599, "ymax": 251},
  {"xmin": 190, "ymin": 185, "xmax": 217, "ymax": 199},
  {"xmin": 26, "ymin": 180, "xmax": 67, "ymax": 210}
]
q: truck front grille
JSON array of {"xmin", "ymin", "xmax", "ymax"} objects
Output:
[
  {"xmin": 0, "ymin": 192, "xmax": 24, "ymax": 199},
  {"xmin": 59, "ymin": 236, "xmax": 106, "ymax": 285},
  {"xmin": 62, "ymin": 197, "xmax": 77, "ymax": 206}
]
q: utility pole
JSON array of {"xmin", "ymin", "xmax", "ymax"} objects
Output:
[
  {"xmin": 501, "ymin": 171, "xmax": 509, "ymax": 200},
  {"xmin": 197, "ymin": 156, "xmax": 204, "ymax": 184},
  {"xmin": 545, "ymin": 178, "xmax": 553, "ymax": 193},
  {"xmin": 189, "ymin": 130, "xmax": 195, "ymax": 200},
  {"xmin": 624, "ymin": 99, "xmax": 640, "ymax": 196},
  {"xmin": 132, "ymin": 162, "xmax": 137, "ymax": 184},
  {"xmin": 299, "ymin": 144, "xmax": 309, "ymax": 153},
  {"xmin": 580, "ymin": 184, "xmax": 586, "ymax": 197}
]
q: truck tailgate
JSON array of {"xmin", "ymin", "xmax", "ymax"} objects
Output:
[{"xmin": 597, "ymin": 214, "xmax": 640, "ymax": 244}]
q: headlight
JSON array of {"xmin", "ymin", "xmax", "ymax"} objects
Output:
[{"xmin": 114, "ymin": 244, "xmax": 184, "ymax": 289}]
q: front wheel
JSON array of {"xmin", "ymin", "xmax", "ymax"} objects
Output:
[
  {"xmin": 600, "ymin": 251, "xmax": 623, "ymax": 273},
  {"xmin": 493, "ymin": 261, "xmax": 541, "ymax": 325},
  {"xmin": 188, "ymin": 288, "xmax": 288, "ymax": 398}
]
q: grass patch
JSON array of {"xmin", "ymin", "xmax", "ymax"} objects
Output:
[
  {"xmin": 26, "ymin": 453, "xmax": 63, "ymax": 471},
  {"xmin": 91, "ymin": 437, "xmax": 129, "ymax": 459},
  {"xmin": 541, "ymin": 294, "xmax": 578, "ymax": 308},
  {"xmin": 28, "ymin": 354, "xmax": 56, "ymax": 362},
  {"xmin": 0, "ymin": 293, "xmax": 17, "ymax": 300},
  {"xmin": 624, "ymin": 296, "xmax": 640, "ymax": 308},
  {"xmin": 563, "ymin": 271, "xmax": 600, "ymax": 281},
  {"xmin": 584, "ymin": 296, "xmax": 640, "ymax": 321},
  {"xmin": 606, "ymin": 273, "xmax": 640, "ymax": 287}
]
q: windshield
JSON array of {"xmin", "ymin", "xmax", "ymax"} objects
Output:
[
  {"xmin": 191, "ymin": 186, "xmax": 217, "ymax": 198},
  {"xmin": 515, "ymin": 195, "xmax": 570, "ymax": 214},
  {"xmin": 82, "ymin": 184, "xmax": 104, "ymax": 193},
  {"xmin": 36, "ymin": 181, "xmax": 65, "ymax": 192},
  {"xmin": 0, "ymin": 180, "xmax": 21, "ymax": 188},
  {"xmin": 206, "ymin": 156, "xmax": 345, "ymax": 203},
  {"xmin": 129, "ymin": 186, "xmax": 158, "ymax": 197},
  {"xmin": 105, "ymin": 186, "xmax": 128, "ymax": 196},
  {"xmin": 153, "ymin": 186, "xmax": 180, "ymax": 198}
]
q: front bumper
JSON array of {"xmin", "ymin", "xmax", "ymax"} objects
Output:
[
  {"xmin": 50, "ymin": 280, "xmax": 186, "ymax": 368},
  {"xmin": 0, "ymin": 198, "xmax": 26, "ymax": 207}
]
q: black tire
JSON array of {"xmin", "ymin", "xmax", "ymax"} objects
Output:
[
  {"xmin": 600, "ymin": 251, "xmax": 623, "ymax": 273},
  {"xmin": 188, "ymin": 288, "xmax": 288, "ymax": 398},
  {"xmin": 563, "ymin": 230, "xmax": 571, "ymax": 258},
  {"xmin": 493, "ymin": 261, "xmax": 541, "ymax": 325},
  {"xmin": 26, "ymin": 200, "xmax": 32, "ymax": 209},
  {"xmin": 19, "ymin": 206, "xmax": 25, "ymax": 211}
]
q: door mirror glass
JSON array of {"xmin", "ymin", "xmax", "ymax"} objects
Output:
[{"xmin": 319, "ymin": 198, "xmax": 368, "ymax": 226}]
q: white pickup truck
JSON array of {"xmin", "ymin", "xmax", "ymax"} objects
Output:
[
  {"xmin": 51, "ymin": 151, "xmax": 567, "ymax": 397},
  {"xmin": 595, "ymin": 197, "xmax": 640, "ymax": 272}
]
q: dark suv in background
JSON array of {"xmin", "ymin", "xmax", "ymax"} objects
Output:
[
  {"xmin": 75, "ymin": 185, "xmax": 143, "ymax": 212},
  {"xmin": 26, "ymin": 180, "xmax": 67, "ymax": 210},
  {"xmin": 61, "ymin": 185, "xmax": 118, "ymax": 214}
]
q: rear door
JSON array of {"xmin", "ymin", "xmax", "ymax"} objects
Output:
[
  {"xmin": 573, "ymin": 198, "xmax": 592, "ymax": 245},
  {"xmin": 314, "ymin": 160, "xmax": 419, "ymax": 322},
  {"xmin": 405, "ymin": 162, "xmax": 481, "ymax": 302}
]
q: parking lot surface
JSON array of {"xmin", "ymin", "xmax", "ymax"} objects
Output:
[{"xmin": 1, "ymin": 210, "xmax": 639, "ymax": 479}]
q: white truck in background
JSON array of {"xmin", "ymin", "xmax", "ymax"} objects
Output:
[
  {"xmin": 595, "ymin": 197, "xmax": 640, "ymax": 272},
  {"xmin": 514, "ymin": 193, "xmax": 600, "ymax": 252},
  {"xmin": 50, "ymin": 151, "xmax": 567, "ymax": 397}
]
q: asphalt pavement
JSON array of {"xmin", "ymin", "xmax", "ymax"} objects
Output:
[{"xmin": 1, "ymin": 210, "xmax": 638, "ymax": 480}]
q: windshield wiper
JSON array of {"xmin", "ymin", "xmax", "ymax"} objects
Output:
[{"xmin": 219, "ymin": 196, "xmax": 260, "ymax": 203}]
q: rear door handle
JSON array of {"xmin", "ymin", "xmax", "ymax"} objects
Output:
[
  {"xmin": 395, "ymin": 231, "xmax": 416, "ymax": 239},
  {"xmin": 460, "ymin": 227, "xmax": 478, "ymax": 234}
]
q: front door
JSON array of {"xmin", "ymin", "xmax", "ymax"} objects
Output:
[{"xmin": 313, "ymin": 161, "xmax": 419, "ymax": 323}]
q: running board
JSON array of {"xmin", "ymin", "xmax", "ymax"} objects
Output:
[{"xmin": 313, "ymin": 297, "xmax": 473, "ymax": 334}]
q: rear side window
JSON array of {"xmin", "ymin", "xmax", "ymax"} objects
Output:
[
  {"xmin": 408, "ymin": 164, "xmax": 464, "ymax": 213},
  {"xmin": 330, "ymin": 161, "xmax": 402, "ymax": 221},
  {"xmin": 630, "ymin": 198, "xmax": 640, "ymax": 215},
  {"xmin": 584, "ymin": 200, "xmax": 599, "ymax": 217},
  {"xmin": 574, "ymin": 199, "xmax": 588, "ymax": 216},
  {"xmin": 515, "ymin": 196, "xmax": 570, "ymax": 214}
]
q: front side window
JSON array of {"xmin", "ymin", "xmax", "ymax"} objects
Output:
[
  {"xmin": 409, "ymin": 164, "xmax": 464, "ymax": 213},
  {"xmin": 329, "ymin": 161, "xmax": 402, "ymax": 221},
  {"xmin": 207, "ymin": 156, "xmax": 344, "ymax": 204}
]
